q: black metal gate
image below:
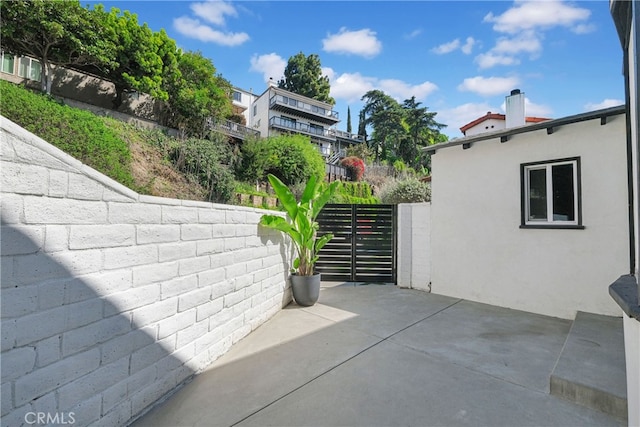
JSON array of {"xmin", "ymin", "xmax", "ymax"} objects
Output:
[{"xmin": 316, "ymin": 204, "xmax": 397, "ymax": 283}]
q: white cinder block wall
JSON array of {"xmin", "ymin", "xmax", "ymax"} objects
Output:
[{"xmin": 0, "ymin": 117, "xmax": 292, "ymax": 427}]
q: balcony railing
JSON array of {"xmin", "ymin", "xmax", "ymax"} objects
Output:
[
  {"xmin": 327, "ymin": 148, "xmax": 346, "ymax": 164},
  {"xmin": 269, "ymin": 116, "xmax": 334, "ymax": 140},
  {"xmin": 269, "ymin": 95, "xmax": 339, "ymax": 122},
  {"xmin": 209, "ymin": 119, "xmax": 260, "ymax": 140},
  {"xmin": 328, "ymin": 128, "xmax": 365, "ymax": 143}
]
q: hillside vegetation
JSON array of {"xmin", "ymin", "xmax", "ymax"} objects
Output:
[
  {"xmin": 1, "ymin": 80, "xmax": 207, "ymax": 200},
  {"xmin": 2, "ymin": 81, "xmax": 430, "ymax": 205},
  {"xmin": 0, "ymin": 81, "xmax": 349, "ymax": 205}
]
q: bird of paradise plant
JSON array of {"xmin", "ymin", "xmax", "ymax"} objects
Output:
[{"xmin": 259, "ymin": 173, "xmax": 339, "ymax": 276}]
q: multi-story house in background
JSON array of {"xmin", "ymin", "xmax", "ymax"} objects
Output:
[
  {"xmin": 0, "ymin": 52, "xmax": 365, "ymax": 169},
  {"xmin": 248, "ymin": 79, "xmax": 364, "ymax": 164},
  {"xmin": 213, "ymin": 86, "xmax": 260, "ymax": 142}
]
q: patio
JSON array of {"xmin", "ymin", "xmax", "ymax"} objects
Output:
[{"xmin": 131, "ymin": 283, "xmax": 625, "ymax": 427}]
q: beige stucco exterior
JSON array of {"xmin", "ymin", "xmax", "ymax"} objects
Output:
[{"xmin": 430, "ymin": 112, "xmax": 629, "ymax": 319}]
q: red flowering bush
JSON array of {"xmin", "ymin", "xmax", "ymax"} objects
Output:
[{"xmin": 340, "ymin": 156, "xmax": 365, "ymax": 181}]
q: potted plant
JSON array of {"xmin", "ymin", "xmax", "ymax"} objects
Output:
[{"xmin": 259, "ymin": 173, "xmax": 339, "ymax": 306}]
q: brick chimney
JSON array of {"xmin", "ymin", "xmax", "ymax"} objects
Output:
[{"xmin": 505, "ymin": 89, "xmax": 525, "ymax": 128}]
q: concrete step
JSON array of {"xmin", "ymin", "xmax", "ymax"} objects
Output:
[{"xmin": 550, "ymin": 311, "xmax": 627, "ymax": 421}]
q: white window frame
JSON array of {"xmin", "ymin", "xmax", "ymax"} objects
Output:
[
  {"xmin": 521, "ymin": 157, "xmax": 582, "ymax": 229},
  {"xmin": 18, "ymin": 56, "xmax": 42, "ymax": 81},
  {"xmin": 1, "ymin": 51, "xmax": 15, "ymax": 74}
]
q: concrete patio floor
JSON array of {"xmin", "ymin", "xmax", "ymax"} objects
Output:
[{"xmin": 131, "ymin": 283, "xmax": 624, "ymax": 427}]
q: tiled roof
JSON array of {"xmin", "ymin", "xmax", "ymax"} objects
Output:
[{"xmin": 460, "ymin": 112, "xmax": 552, "ymax": 134}]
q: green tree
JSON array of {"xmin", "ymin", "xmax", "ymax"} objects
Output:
[
  {"xmin": 361, "ymin": 90, "xmax": 405, "ymax": 163},
  {"xmin": 361, "ymin": 91, "xmax": 447, "ymax": 167},
  {"xmin": 346, "ymin": 107, "xmax": 352, "ymax": 134},
  {"xmin": 402, "ymin": 97, "xmax": 446, "ymax": 146},
  {"xmin": 161, "ymin": 51, "xmax": 232, "ymax": 137},
  {"xmin": 357, "ymin": 109, "xmax": 368, "ymax": 141},
  {"xmin": 401, "ymin": 96, "xmax": 447, "ymax": 168},
  {"xmin": 0, "ymin": 0, "xmax": 116, "ymax": 94},
  {"xmin": 97, "ymin": 7, "xmax": 178, "ymax": 109},
  {"xmin": 346, "ymin": 142, "xmax": 373, "ymax": 163},
  {"xmin": 277, "ymin": 52, "xmax": 334, "ymax": 105},
  {"xmin": 237, "ymin": 134, "xmax": 325, "ymax": 186}
]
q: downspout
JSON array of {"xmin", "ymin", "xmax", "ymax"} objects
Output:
[
  {"xmin": 625, "ymin": 45, "xmax": 636, "ymax": 276},
  {"xmin": 633, "ymin": 0, "xmax": 640, "ymax": 279}
]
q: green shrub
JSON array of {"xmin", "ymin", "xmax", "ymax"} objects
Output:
[
  {"xmin": 346, "ymin": 143, "xmax": 373, "ymax": 163},
  {"xmin": 1, "ymin": 80, "xmax": 134, "ymax": 187},
  {"xmin": 329, "ymin": 181, "xmax": 379, "ymax": 204},
  {"xmin": 234, "ymin": 181, "xmax": 267, "ymax": 197},
  {"xmin": 340, "ymin": 181, "xmax": 373, "ymax": 198},
  {"xmin": 392, "ymin": 159, "xmax": 408, "ymax": 174},
  {"xmin": 332, "ymin": 194, "xmax": 379, "ymax": 204},
  {"xmin": 237, "ymin": 134, "xmax": 325, "ymax": 185},
  {"xmin": 147, "ymin": 130, "xmax": 235, "ymax": 203},
  {"xmin": 378, "ymin": 177, "xmax": 431, "ymax": 204}
]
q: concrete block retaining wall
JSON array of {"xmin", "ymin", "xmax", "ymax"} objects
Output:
[{"xmin": 0, "ymin": 117, "xmax": 291, "ymax": 426}]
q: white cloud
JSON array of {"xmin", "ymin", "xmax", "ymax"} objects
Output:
[
  {"xmin": 437, "ymin": 102, "xmax": 498, "ymax": 136},
  {"xmin": 432, "ymin": 39, "xmax": 460, "ymax": 55},
  {"xmin": 322, "ymin": 28, "xmax": 382, "ymax": 58},
  {"xmin": 190, "ymin": 1, "xmax": 238, "ymax": 26},
  {"xmin": 492, "ymin": 32, "xmax": 541, "ymax": 56},
  {"xmin": 249, "ymin": 53, "xmax": 287, "ymax": 83},
  {"xmin": 499, "ymin": 97, "xmax": 553, "ymax": 117},
  {"xmin": 327, "ymin": 71, "xmax": 377, "ymax": 103},
  {"xmin": 404, "ymin": 29, "xmax": 422, "ymax": 40},
  {"xmin": 173, "ymin": 16, "xmax": 249, "ymax": 46},
  {"xmin": 432, "ymin": 37, "xmax": 476, "ymax": 55},
  {"xmin": 524, "ymin": 97, "xmax": 553, "ymax": 118},
  {"xmin": 379, "ymin": 79, "xmax": 438, "ymax": 101},
  {"xmin": 461, "ymin": 37, "xmax": 477, "ymax": 55},
  {"xmin": 475, "ymin": 32, "xmax": 541, "ymax": 69},
  {"xmin": 475, "ymin": 52, "xmax": 520, "ymax": 69},
  {"xmin": 572, "ymin": 23, "xmax": 597, "ymax": 34},
  {"xmin": 174, "ymin": 1, "xmax": 248, "ymax": 46},
  {"xmin": 324, "ymin": 68, "xmax": 437, "ymax": 104},
  {"xmin": 458, "ymin": 76, "xmax": 521, "ymax": 97},
  {"xmin": 483, "ymin": 0, "xmax": 591, "ymax": 34},
  {"xmin": 584, "ymin": 99, "xmax": 625, "ymax": 111},
  {"xmin": 522, "ymin": 98, "xmax": 553, "ymax": 117},
  {"xmin": 476, "ymin": 1, "xmax": 593, "ymax": 70}
]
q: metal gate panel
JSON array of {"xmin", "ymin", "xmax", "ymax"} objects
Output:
[
  {"xmin": 316, "ymin": 204, "xmax": 353, "ymax": 281},
  {"xmin": 354, "ymin": 205, "xmax": 396, "ymax": 283},
  {"xmin": 316, "ymin": 204, "xmax": 397, "ymax": 283}
]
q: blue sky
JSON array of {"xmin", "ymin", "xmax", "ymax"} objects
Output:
[{"xmin": 91, "ymin": 0, "xmax": 625, "ymax": 138}]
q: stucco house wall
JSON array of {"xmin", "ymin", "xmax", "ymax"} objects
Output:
[
  {"xmin": 252, "ymin": 89, "xmax": 271, "ymax": 138},
  {"xmin": 430, "ymin": 109, "xmax": 628, "ymax": 319},
  {"xmin": 609, "ymin": 1, "xmax": 640, "ymax": 425},
  {"xmin": 464, "ymin": 118, "xmax": 506, "ymax": 136},
  {"xmin": 397, "ymin": 203, "xmax": 431, "ymax": 291}
]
